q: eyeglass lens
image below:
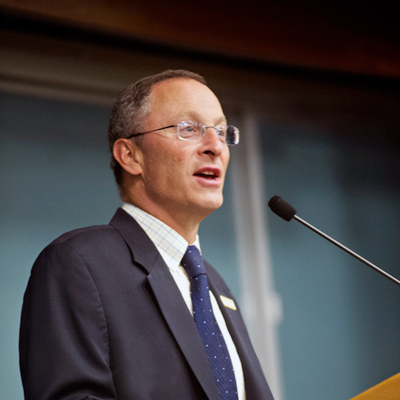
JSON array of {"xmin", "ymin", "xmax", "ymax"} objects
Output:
[{"xmin": 177, "ymin": 121, "xmax": 239, "ymax": 145}]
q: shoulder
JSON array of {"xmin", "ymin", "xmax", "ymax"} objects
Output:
[
  {"xmin": 27, "ymin": 221, "xmax": 140, "ymax": 300},
  {"xmin": 49, "ymin": 224, "xmax": 120, "ymax": 248},
  {"xmin": 41, "ymin": 224, "xmax": 121, "ymax": 259},
  {"xmin": 31, "ymin": 208, "xmax": 147, "ymax": 277},
  {"xmin": 31, "ymin": 224, "xmax": 121, "ymax": 274},
  {"xmin": 32, "ymin": 208, "xmax": 137, "ymax": 271},
  {"xmin": 44, "ymin": 207, "xmax": 138, "ymax": 258},
  {"xmin": 44, "ymin": 207, "xmax": 136, "ymax": 247}
]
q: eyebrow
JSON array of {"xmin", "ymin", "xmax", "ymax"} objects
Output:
[{"xmin": 179, "ymin": 113, "xmax": 227, "ymax": 125}]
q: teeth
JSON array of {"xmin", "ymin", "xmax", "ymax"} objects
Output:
[{"xmin": 203, "ymin": 171, "xmax": 214, "ymax": 176}]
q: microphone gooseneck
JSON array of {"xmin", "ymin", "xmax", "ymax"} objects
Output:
[{"xmin": 268, "ymin": 195, "xmax": 400, "ymax": 287}]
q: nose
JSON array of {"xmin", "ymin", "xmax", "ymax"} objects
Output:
[{"xmin": 201, "ymin": 126, "xmax": 226, "ymax": 156}]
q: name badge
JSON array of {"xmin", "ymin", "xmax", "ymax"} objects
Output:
[{"xmin": 220, "ymin": 295, "xmax": 237, "ymax": 310}]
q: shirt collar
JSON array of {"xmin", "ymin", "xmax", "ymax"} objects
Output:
[{"xmin": 122, "ymin": 203, "xmax": 200, "ymax": 272}]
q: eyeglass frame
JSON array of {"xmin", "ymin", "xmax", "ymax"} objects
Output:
[{"xmin": 125, "ymin": 121, "xmax": 240, "ymax": 146}]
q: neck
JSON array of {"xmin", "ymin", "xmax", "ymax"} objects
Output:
[
  {"xmin": 122, "ymin": 177, "xmax": 214, "ymax": 243},
  {"xmin": 148, "ymin": 207, "xmax": 201, "ymax": 243},
  {"xmin": 125, "ymin": 200, "xmax": 203, "ymax": 245}
]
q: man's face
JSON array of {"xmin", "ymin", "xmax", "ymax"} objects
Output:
[{"xmin": 136, "ymin": 78, "xmax": 230, "ymax": 223}]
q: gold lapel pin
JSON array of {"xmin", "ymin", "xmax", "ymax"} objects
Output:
[{"xmin": 220, "ymin": 295, "xmax": 237, "ymax": 310}]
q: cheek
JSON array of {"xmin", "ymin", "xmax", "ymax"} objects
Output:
[
  {"xmin": 222, "ymin": 149, "xmax": 230, "ymax": 170},
  {"xmin": 166, "ymin": 150, "xmax": 193, "ymax": 172},
  {"xmin": 142, "ymin": 140, "xmax": 194, "ymax": 184},
  {"xmin": 152, "ymin": 154, "xmax": 189, "ymax": 188}
]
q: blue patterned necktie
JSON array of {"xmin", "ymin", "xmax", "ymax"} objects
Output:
[{"xmin": 182, "ymin": 245, "xmax": 238, "ymax": 400}]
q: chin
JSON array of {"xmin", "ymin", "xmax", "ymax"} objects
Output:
[{"xmin": 198, "ymin": 196, "xmax": 224, "ymax": 213}]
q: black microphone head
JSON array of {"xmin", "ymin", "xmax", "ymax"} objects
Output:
[{"xmin": 268, "ymin": 196, "xmax": 297, "ymax": 221}]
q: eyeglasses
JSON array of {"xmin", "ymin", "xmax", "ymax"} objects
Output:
[{"xmin": 126, "ymin": 121, "xmax": 240, "ymax": 146}]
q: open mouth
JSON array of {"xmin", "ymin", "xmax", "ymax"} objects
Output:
[
  {"xmin": 193, "ymin": 167, "xmax": 221, "ymax": 184},
  {"xmin": 194, "ymin": 171, "xmax": 218, "ymax": 180}
]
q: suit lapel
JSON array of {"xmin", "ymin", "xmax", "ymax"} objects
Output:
[{"xmin": 110, "ymin": 208, "xmax": 220, "ymax": 400}]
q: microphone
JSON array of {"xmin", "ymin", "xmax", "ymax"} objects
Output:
[{"xmin": 268, "ymin": 195, "xmax": 400, "ymax": 287}]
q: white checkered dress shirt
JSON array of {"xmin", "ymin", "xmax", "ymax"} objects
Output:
[{"xmin": 122, "ymin": 203, "xmax": 245, "ymax": 399}]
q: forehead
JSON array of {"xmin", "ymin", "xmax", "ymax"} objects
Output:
[{"xmin": 148, "ymin": 78, "xmax": 225, "ymax": 123}]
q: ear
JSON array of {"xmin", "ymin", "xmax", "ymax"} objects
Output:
[{"xmin": 113, "ymin": 138, "xmax": 143, "ymax": 176}]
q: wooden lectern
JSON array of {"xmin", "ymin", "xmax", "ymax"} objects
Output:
[{"xmin": 350, "ymin": 373, "xmax": 400, "ymax": 399}]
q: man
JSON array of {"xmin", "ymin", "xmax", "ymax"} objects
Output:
[{"xmin": 20, "ymin": 70, "xmax": 275, "ymax": 400}]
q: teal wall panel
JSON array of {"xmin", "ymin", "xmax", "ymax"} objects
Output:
[{"xmin": 261, "ymin": 120, "xmax": 400, "ymax": 399}]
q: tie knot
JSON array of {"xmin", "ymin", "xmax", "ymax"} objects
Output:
[{"xmin": 181, "ymin": 245, "xmax": 206, "ymax": 279}]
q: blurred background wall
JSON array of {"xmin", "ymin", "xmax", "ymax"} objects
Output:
[{"xmin": 1, "ymin": 1, "xmax": 400, "ymax": 399}]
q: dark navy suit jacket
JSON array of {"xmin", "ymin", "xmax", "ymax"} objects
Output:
[{"xmin": 20, "ymin": 208, "xmax": 274, "ymax": 400}]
